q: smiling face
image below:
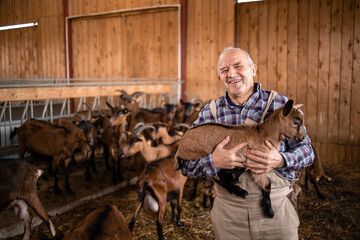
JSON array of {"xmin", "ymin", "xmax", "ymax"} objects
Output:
[{"xmin": 217, "ymin": 48, "xmax": 257, "ymax": 105}]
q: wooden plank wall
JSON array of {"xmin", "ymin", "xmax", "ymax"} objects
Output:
[
  {"xmin": 0, "ymin": 0, "xmax": 65, "ymax": 79},
  {"xmin": 235, "ymin": 0, "xmax": 360, "ymax": 165},
  {"xmin": 185, "ymin": 0, "xmax": 235, "ymax": 101}
]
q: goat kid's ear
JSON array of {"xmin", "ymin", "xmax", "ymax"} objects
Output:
[{"xmin": 283, "ymin": 99, "xmax": 294, "ymax": 117}]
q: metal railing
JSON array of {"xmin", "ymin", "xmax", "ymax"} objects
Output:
[{"xmin": 0, "ymin": 78, "xmax": 181, "ymax": 151}]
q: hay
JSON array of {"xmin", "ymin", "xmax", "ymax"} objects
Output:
[{"xmin": 4, "ymin": 158, "xmax": 360, "ymax": 240}]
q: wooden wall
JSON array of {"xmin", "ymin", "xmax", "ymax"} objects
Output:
[
  {"xmin": 1, "ymin": 0, "xmax": 359, "ymax": 165},
  {"xmin": 185, "ymin": 0, "xmax": 235, "ymax": 101},
  {"xmin": 235, "ymin": 0, "xmax": 360, "ymax": 165},
  {"xmin": 0, "ymin": 0, "xmax": 65, "ymax": 79}
]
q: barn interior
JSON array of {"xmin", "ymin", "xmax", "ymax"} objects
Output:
[{"xmin": 0, "ymin": 0, "xmax": 359, "ymax": 239}]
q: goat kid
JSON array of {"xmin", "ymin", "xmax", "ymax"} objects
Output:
[
  {"xmin": 128, "ymin": 155, "xmax": 187, "ymax": 240},
  {"xmin": 0, "ymin": 160, "xmax": 55, "ymax": 240},
  {"xmin": 39, "ymin": 205, "xmax": 132, "ymax": 240},
  {"xmin": 176, "ymin": 100, "xmax": 306, "ymax": 218}
]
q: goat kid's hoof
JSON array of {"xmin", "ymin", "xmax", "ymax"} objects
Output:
[
  {"xmin": 176, "ymin": 220, "xmax": 184, "ymax": 227},
  {"xmin": 261, "ymin": 202, "xmax": 274, "ymax": 218},
  {"xmin": 231, "ymin": 187, "xmax": 248, "ymax": 198}
]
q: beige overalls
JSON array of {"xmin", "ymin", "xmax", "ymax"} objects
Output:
[{"xmin": 209, "ymin": 91, "xmax": 300, "ymax": 240}]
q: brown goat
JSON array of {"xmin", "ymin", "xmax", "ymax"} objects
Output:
[
  {"xmin": 98, "ymin": 103, "xmax": 130, "ymax": 183},
  {"xmin": 10, "ymin": 119, "xmax": 90, "ymax": 194},
  {"xmin": 0, "ymin": 159, "xmax": 56, "ymax": 240},
  {"xmin": 121, "ymin": 134, "xmax": 180, "ymax": 163},
  {"xmin": 304, "ymin": 144, "xmax": 333, "ymax": 199},
  {"xmin": 128, "ymin": 155, "xmax": 187, "ymax": 240},
  {"xmin": 39, "ymin": 205, "xmax": 132, "ymax": 240},
  {"xmin": 176, "ymin": 100, "xmax": 306, "ymax": 218}
]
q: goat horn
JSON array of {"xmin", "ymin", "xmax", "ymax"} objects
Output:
[
  {"xmin": 74, "ymin": 113, "xmax": 85, "ymax": 120},
  {"xmin": 134, "ymin": 125, "xmax": 156, "ymax": 136},
  {"xmin": 83, "ymin": 102, "xmax": 95, "ymax": 118},
  {"xmin": 131, "ymin": 91, "xmax": 145, "ymax": 98},
  {"xmin": 132, "ymin": 122, "xmax": 145, "ymax": 133},
  {"xmin": 190, "ymin": 94, "xmax": 200, "ymax": 103},
  {"xmin": 184, "ymin": 92, "xmax": 189, "ymax": 102},
  {"xmin": 116, "ymin": 89, "xmax": 129, "ymax": 98}
]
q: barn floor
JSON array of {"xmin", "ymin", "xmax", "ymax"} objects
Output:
[{"xmin": 1, "ymin": 153, "xmax": 360, "ymax": 240}]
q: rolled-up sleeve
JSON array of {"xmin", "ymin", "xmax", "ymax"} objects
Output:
[
  {"xmin": 279, "ymin": 126, "xmax": 315, "ymax": 171},
  {"xmin": 179, "ymin": 154, "xmax": 218, "ymax": 178}
]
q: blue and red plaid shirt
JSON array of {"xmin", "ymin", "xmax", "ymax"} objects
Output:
[{"xmin": 179, "ymin": 82, "xmax": 315, "ymax": 179}]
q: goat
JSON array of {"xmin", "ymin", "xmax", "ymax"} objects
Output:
[
  {"xmin": 136, "ymin": 94, "xmax": 178, "ymax": 126},
  {"xmin": 0, "ymin": 159, "xmax": 56, "ymax": 240},
  {"xmin": 10, "ymin": 119, "xmax": 91, "ymax": 194},
  {"xmin": 304, "ymin": 144, "xmax": 333, "ymax": 199},
  {"xmin": 98, "ymin": 102, "xmax": 130, "ymax": 183},
  {"xmin": 117, "ymin": 90, "xmax": 144, "ymax": 131},
  {"xmin": 38, "ymin": 205, "xmax": 132, "ymax": 240},
  {"xmin": 176, "ymin": 100, "xmax": 306, "ymax": 218},
  {"xmin": 121, "ymin": 133, "xmax": 180, "ymax": 163},
  {"xmin": 174, "ymin": 93, "xmax": 204, "ymax": 124},
  {"xmin": 153, "ymin": 122, "xmax": 190, "ymax": 145},
  {"xmin": 128, "ymin": 155, "xmax": 187, "ymax": 240},
  {"xmin": 53, "ymin": 116, "xmax": 95, "ymax": 181}
]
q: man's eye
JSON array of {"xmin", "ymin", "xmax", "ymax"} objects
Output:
[{"xmin": 222, "ymin": 70, "xmax": 228, "ymax": 74}]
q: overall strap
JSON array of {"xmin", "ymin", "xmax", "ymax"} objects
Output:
[
  {"xmin": 210, "ymin": 99, "xmax": 218, "ymax": 123},
  {"xmin": 259, "ymin": 90, "xmax": 277, "ymax": 123}
]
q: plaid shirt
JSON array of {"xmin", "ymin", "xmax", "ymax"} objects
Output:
[{"xmin": 179, "ymin": 82, "xmax": 315, "ymax": 179}]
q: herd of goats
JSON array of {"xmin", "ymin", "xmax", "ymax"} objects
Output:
[{"xmin": 0, "ymin": 90, "xmax": 332, "ymax": 240}]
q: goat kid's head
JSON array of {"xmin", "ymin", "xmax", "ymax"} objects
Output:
[{"xmin": 280, "ymin": 99, "xmax": 306, "ymax": 142}]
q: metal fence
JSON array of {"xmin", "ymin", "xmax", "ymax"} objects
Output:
[{"xmin": 0, "ymin": 78, "xmax": 181, "ymax": 152}]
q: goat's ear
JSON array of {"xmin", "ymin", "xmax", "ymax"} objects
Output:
[{"xmin": 283, "ymin": 99, "xmax": 294, "ymax": 117}]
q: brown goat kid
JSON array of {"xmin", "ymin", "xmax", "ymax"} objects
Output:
[
  {"xmin": 0, "ymin": 160, "xmax": 56, "ymax": 240},
  {"xmin": 176, "ymin": 100, "xmax": 306, "ymax": 218},
  {"xmin": 128, "ymin": 155, "xmax": 187, "ymax": 240},
  {"xmin": 39, "ymin": 205, "xmax": 132, "ymax": 240}
]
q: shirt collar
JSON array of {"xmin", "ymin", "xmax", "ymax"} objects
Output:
[{"xmin": 225, "ymin": 82, "xmax": 262, "ymax": 108}]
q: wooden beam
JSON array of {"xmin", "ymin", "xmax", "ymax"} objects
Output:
[{"xmin": 0, "ymin": 84, "xmax": 173, "ymax": 101}]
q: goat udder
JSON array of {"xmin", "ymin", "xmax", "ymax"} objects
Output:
[{"xmin": 144, "ymin": 194, "xmax": 159, "ymax": 212}]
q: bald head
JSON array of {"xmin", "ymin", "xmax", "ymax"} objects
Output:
[{"xmin": 217, "ymin": 47, "xmax": 254, "ymax": 75}]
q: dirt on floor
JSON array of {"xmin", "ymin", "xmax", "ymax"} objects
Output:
[{"xmin": 1, "ymin": 153, "xmax": 360, "ymax": 240}]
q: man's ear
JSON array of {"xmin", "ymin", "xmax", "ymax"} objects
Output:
[
  {"xmin": 218, "ymin": 76, "xmax": 221, "ymax": 81},
  {"xmin": 251, "ymin": 64, "xmax": 257, "ymax": 77}
]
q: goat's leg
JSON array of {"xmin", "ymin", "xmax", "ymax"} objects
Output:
[
  {"xmin": 85, "ymin": 150, "xmax": 94, "ymax": 181},
  {"xmin": 128, "ymin": 201, "xmax": 143, "ymax": 232},
  {"xmin": 176, "ymin": 189, "xmax": 184, "ymax": 227},
  {"xmin": 53, "ymin": 165, "xmax": 62, "ymax": 195},
  {"xmin": 214, "ymin": 169, "xmax": 248, "ymax": 197},
  {"xmin": 190, "ymin": 178, "xmax": 199, "ymax": 201},
  {"xmin": 26, "ymin": 194, "xmax": 56, "ymax": 237},
  {"xmin": 102, "ymin": 144, "xmax": 111, "ymax": 171},
  {"xmin": 203, "ymin": 179, "xmax": 214, "ymax": 208},
  {"xmin": 117, "ymin": 156, "xmax": 123, "ymax": 181},
  {"xmin": 64, "ymin": 158, "xmax": 74, "ymax": 194},
  {"xmin": 170, "ymin": 200, "xmax": 176, "ymax": 221},
  {"xmin": 21, "ymin": 210, "xmax": 32, "ymax": 240},
  {"xmin": 310, "ymin": 178, "xmax": 325, "ymax": 199},
  {"xmin": 261, "ymin": 177, "xmax": 274, "ymax": 218},
  {"xmin": 156, "ymin": 201, "xmax": 166, "ymax": 240}
]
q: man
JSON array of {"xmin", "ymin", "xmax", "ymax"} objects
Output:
[{"xmin": 178, "ymin": 47, "xmax": 314, "ymax": 240}]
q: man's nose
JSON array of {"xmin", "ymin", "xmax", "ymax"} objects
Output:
[{"xmin": 228, "ymin": 67, "xmax": 236, "ymax": 77}]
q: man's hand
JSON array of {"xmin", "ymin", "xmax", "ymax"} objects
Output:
[
  {"xmin": 212, "ymin": 136, "xmax": 248, "ymax": 169},
  {"xmin": 243, "ymin": 140, "xmax": 285, "ymax": 174}
]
